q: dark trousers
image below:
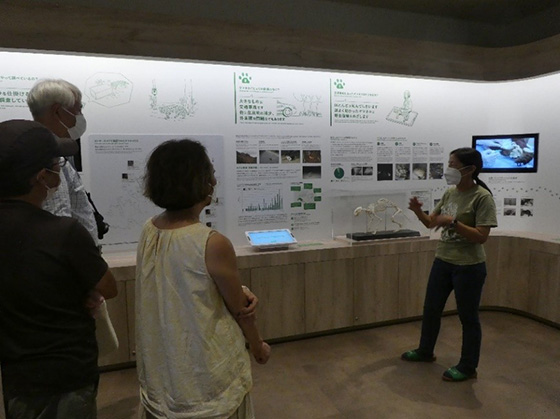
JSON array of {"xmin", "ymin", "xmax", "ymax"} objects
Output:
[
  {"xmin": 418, "ymin": 258, "xmax": 486, "ymax": 374},
  {"xmin": 4, "ymin": 382, "xmax": 97, "ymax": 419}
]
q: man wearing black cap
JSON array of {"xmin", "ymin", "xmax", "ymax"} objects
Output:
[{"xmin": 0, "ymin": 120, "xmax": 117, "ymax": 418}]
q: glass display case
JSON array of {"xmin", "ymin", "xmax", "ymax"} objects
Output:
[{"xmin": 331, "ymin": 189, "xmax": 425, "ymax": 243}]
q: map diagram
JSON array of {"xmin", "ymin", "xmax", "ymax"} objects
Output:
[
  {"xmin": 90, "ymin": 134, "xmax": 224, "ymax": 252},
  {"xmin": 104, "ymin": 176, "xmax": 156, "ymax": 233}
]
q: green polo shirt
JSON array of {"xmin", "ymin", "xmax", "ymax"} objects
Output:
[{"xmin": 433, "ymin": 185, "xmax": 497, "ymax": 265}]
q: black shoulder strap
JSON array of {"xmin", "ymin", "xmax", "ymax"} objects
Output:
[{"xmin": 86, "ymin": 192, "xmax": 100, "ymax": 213}]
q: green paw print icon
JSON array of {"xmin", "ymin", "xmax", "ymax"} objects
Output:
[
  {"xmin": 239, "ymin": 73, "xmax": 252, "ymax": 84},
  {"xmin": 334, "ymin": 79, "xmax": 345, "ymax": 89}
]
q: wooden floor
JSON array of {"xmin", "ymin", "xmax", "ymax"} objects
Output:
[{"xmin": 98, "ymin": 312, "xmax": 560, "ymax": 418}]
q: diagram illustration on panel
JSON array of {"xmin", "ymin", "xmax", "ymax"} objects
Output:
[
  {"xmin": 85, "ymin": 73, "xmax": 133, "ymax": 107},
  {"xmin": 386, "ymin": 90, "xmax": 418, "ymax": 126},
  {"xmin": 276, "ymin": 94, "xmax": 322, "ymax": 118},
  {"xmin": 291, "ymin": 183, "xmax": 322, "ymax": 210},
  {"xmin": 149, "ymin": 79, "xmax": 197, "ymax": 120}
]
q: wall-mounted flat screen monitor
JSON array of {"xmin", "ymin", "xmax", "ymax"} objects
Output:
[{"xmin": 472, "ymin": 133, "xmax": 538, "ymax": 173}]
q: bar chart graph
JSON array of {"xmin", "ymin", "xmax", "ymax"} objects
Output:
[{"xmin": 241, "ymin": 185, "xmax": 284, "ymax": 212}]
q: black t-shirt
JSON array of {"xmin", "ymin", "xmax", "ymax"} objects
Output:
[{"xmin": 0, "ymin": 200, "xmax": 108, "ymax": 397}]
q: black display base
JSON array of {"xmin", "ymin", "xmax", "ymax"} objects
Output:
[{"xmin": 346, "ymin": 229, "xmax": 421, "ymax": 241}]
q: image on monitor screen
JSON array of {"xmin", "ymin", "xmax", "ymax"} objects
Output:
[{"xmin": 472, "ymin": 133, "xmax": 538, "ymax": 173}]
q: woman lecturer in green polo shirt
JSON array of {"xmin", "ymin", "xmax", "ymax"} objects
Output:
[{"xmin": 402, "ymin": 147, "xmax": 498, "ymax": 382}]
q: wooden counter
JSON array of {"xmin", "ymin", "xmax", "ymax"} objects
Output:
[{"xmin": 99, "ymin": 232, "xmax": 560, "ymax": 367}]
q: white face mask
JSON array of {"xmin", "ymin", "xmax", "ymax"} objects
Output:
[
  {"xmin": 443, "ymin": 167, "xmax": 462, "ymax": 185},
  {"xmin": 44, "ymin": 183, "xmax": 58, "ymax": 200},
  {"xmin": 60, "ymin": 108, "xmax": 87, "ymax": 140},
  {"xmin": 444, "ymin": 166, "xmax": 472, "ymax": 185},
  {"xmin": 41, "ymin": 169, "xmax": 61, "ymax": 200}
]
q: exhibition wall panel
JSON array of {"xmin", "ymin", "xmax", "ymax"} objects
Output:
[{"xmin": 1, "ymin": 50, "xmax": 558, "ymax": 251}]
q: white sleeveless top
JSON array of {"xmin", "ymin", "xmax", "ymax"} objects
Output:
[{"xmin": 135, "ymin": 220, "xmax": 252, "ymax": 418}]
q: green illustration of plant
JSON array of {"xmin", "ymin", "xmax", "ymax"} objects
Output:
[{"xmin": 149, "ymin": 79, "xmax": 197, "ymax": 120}]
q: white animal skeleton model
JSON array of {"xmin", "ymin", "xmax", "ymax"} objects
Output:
[{"xmin": 353, "ymin": 198, "xmax": 406, "ymax": 234}]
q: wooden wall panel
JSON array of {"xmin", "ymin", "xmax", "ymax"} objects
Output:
[
  {"xmin": 250, "ymin": 264, "xmax": 306, "ymax": 340},
  {"xmin": 528, "ymin": 250, "xmax": 560, "ymax": 323},
  {"xmin": 498, "ymin": 237, "xmax": 531, "ymax": 311},
  {"xmin": 305, "ymin": 259, "xmax": 354, "ymax": 333},
  {"xmin": 239, "ymin": 268, "xmax": 252, "ymax": 289},
  {"xmin": 353, "ymin": 255, "xmax": 399, "ymax": 325},
  {"xmin": 481, "ymin": 237, "xmax": 502, "ymax": 306},
  {"xmin": 100, "ymin": 235, "xmax": 560, "ymax": 369}
]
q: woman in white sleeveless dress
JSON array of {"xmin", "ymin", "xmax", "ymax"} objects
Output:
[{"xmin": 136, "ymin": 139, "xmax": 270, "ymax": 419}]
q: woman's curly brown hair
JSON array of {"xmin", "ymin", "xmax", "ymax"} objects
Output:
[{"xmin": 143, "ymin": 139, "xmax": 214, "ymax": 210}]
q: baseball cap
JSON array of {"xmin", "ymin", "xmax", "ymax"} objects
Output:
[{"xmin": 0, "ymin": 119, "xmax": 78, "ymax": 172}]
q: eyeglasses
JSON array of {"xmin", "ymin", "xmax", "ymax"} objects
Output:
[
  {"xmin": 56, "ymin": 157, "xmax": 68, "ymax": 168},
  {"xmin": 46, "ymin": 157, "xmax": 67, "ymax": 172}
]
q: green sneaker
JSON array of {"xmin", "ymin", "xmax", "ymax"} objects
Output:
[
  {"xmin": 442, "ymin": 366, "xmax": 477, "ymax": 382},
  {"xmin": 401, "ymin": 349, "xmax": 436, "ymax": 362}
]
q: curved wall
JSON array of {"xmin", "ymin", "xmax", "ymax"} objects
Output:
[
  {"xmin": 2, "ymin": 1, "xmax": 560, "ymax": 246},
  {"xmin": 1, "ymin": 50, "xmax": 559, "ymax": 248},
  {"xmin": 3, "ymin": 1, "xmax": 560, "ymax": 81}
]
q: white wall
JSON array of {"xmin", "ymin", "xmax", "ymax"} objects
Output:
[{"xmin": 0, "ymin": 50, "xmax": 557, "ymax": 251}]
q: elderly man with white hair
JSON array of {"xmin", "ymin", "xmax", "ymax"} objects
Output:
[{"xmin": 27, "ymin": 79, "xmax": 99, "ymax": 244}]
